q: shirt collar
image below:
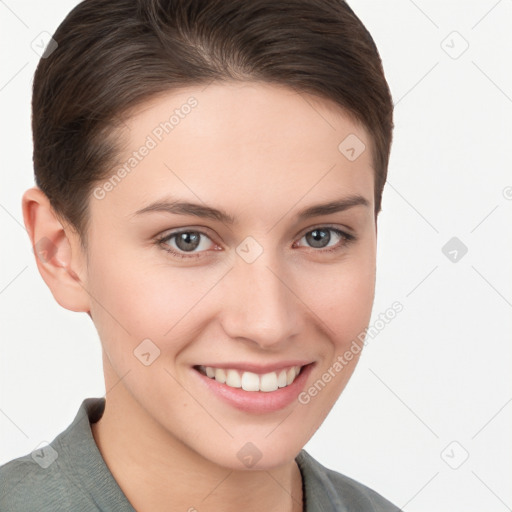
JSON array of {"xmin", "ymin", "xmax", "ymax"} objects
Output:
[{"xmin": 57, "ymin": 397, "xmax": 342, "ymax": 512}]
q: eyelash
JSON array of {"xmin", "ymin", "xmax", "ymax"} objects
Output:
[{"xmin": 155, "ymin": 226, "xmax": 356, "ymax": 260}]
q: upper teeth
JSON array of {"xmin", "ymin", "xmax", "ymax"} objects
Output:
[{"xmin": 199, "ymin": 365, "xmax": 302, "ymax": 392}]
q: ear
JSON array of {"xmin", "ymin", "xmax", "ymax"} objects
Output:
[{"xmin": 22, "ymin": 186, "xmax": 91, "ymax": 313}]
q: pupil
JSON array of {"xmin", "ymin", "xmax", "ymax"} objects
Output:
[
  {"xmin": 306, "ymin": 229, "xmax": 330, "ymax": 248},
  {"xmin": 176, "ymin": 232, "xmax": 200, "ymax": 251}
]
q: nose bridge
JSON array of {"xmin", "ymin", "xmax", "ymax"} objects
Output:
[{"xmin": 220, "ymin": 246, "xmax": 302, "ymax": 348}]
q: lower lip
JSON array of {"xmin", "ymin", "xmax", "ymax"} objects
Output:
[{"xmin": 193, "ymin": 363, "xmax": 315, "ymax": 414}]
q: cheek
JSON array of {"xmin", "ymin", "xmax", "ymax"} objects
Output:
[
  {"xmin": 297, "ymin": 253, "xmax": 376, "ymax": 347},
  {"xmin": 86, "ymin": 245, "xmax": 228, "ymax": 354},
  {"xmin": 296, "ymin": 256, "xmax": 375, "ymax": 418},
  {"xmin": 87, "ymin": 231, "xmax": 375, "ymax": 361}
]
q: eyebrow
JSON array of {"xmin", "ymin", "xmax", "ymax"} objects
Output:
[{"xmin": 132, "ymin": 194, "xmax": 370, "ymax": 225}]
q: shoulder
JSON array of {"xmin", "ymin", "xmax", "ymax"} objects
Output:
[
  {"xmin": 296, "ymin": 449, "xmax": 402, "ymax": 512},
  {"xmin": 0, "ymin": 397, "xmax": 112, "ymax": 512},
  {"xmin": 0, "ymin": 442, "xmax": 81, "ymax": 511}
]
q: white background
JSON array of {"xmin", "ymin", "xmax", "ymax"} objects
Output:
[{"xmin": 1, "ymin": 1, "xmax": 511, "ymax": 510}]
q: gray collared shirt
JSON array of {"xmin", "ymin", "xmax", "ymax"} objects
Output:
[{"xmin": 0, "ymin": 397, "xmax": 401, "ymax": 511}]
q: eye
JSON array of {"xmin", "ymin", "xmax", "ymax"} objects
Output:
[
  {"xmin": 294, "ymin": 226, "xmax": 355, "ymax": 253},
  {"xmin": 156, "ymin": 230, "xmax": 217, "ymax": 259},
  {"xmin": 156, "ymin": 225, "xmax": 355, "ymax": 260}
]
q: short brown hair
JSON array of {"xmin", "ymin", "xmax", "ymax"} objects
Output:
[{"xmin": 32, "ymin": 0, "xmax": 394, "ymax": 250}]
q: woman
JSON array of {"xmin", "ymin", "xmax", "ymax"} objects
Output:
[{"xmin": 0, "ymin": 0, "xmax": 398, "ymax": 510}]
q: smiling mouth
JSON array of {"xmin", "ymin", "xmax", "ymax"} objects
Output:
[{"xmin": 194, "ymin": 364, "xmax": 306, "ymax": 392}]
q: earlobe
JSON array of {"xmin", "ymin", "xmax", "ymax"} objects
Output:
[{"xmin": 21, "ymin": 187, "xmax": 91, "ymax": 313}]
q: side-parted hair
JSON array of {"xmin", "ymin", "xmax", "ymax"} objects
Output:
[{"xmin": 32, "ymin": 0, "xmax": 394, "ymax": 250}]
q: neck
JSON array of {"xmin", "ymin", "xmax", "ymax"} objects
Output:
[{"xmin": 91, "ymin": 375, "xmax": 303, "ymax": 512}]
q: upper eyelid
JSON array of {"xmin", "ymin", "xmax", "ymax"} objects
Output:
[
  {"xmin": 296, "ymin": 223, "xmax": 353, "ymax": 239},
  {"xmin": 158, "ymin": 227, "xmax": 216, "ymax": 245}
]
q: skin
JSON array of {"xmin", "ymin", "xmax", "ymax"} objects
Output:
[{"xmin": 22, "ymin": 81, "xmax": 378, "ymax": 512}]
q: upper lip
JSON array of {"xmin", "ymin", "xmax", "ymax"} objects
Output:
[{"xmin": 194, "ymin": 361, "xmax": 314, "ymax": 374}]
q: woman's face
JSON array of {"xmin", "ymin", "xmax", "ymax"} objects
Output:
[{"xmin": 84, "ymin": 81, "xmax": 377, "ymax": 469}]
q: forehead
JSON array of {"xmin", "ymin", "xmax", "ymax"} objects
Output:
[{"xmin": 92, "ymin": 82, "xmax": 374, "ymax": 222}]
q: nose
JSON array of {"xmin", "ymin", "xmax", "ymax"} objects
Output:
[{"xmin": 218, "ymin": 249, "xmax": 304, "ymax": 350}]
